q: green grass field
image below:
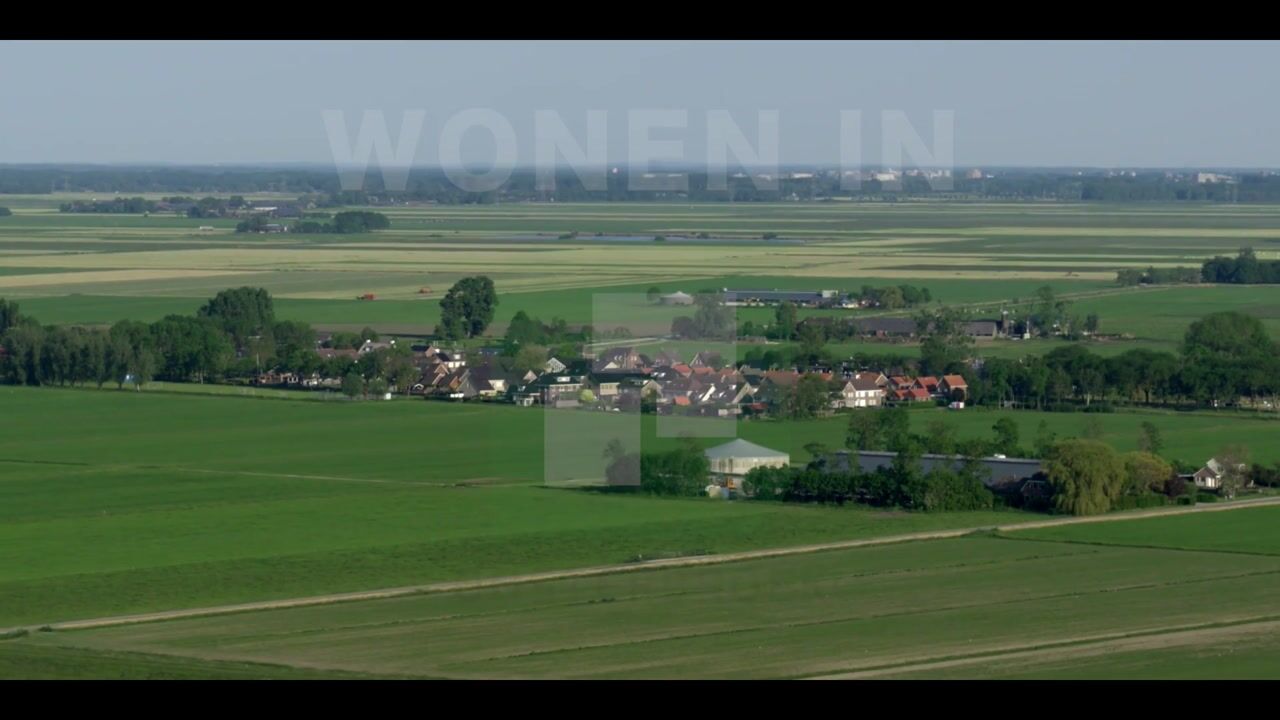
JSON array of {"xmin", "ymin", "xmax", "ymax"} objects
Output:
[
  {"xmin": 0, "ymin": 386, "xmax": 1039, "ymax": 628},
  {"xmin": 1008, "ymin": 504, "xmax": 1280, "ymax": 555},
  {"xmin": 2, "ymin": 385, "xmax": 1279, "ymax": 635},
  {"xmin": 9, "ymin": 507, "xmax": 1280, "ymax": 679}
]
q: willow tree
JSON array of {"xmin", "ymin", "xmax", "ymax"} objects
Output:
[{"xmin": 1044, "ymin": 439, "xmax": 1126, "ymax": 516}]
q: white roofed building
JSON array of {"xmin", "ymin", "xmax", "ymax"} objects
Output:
[{"xmin": 704, "ymin": 439, "xmax": 790, "ymax": 491}]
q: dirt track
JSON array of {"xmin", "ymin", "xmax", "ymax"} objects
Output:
[{"xmin": 10, "ymin": 494, "xmax": 1280, "ymax": 636}]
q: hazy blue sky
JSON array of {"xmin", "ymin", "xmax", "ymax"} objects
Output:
[{"xmin": 1, "ymin": 40, "xmax": 1276, "ymax": 168}]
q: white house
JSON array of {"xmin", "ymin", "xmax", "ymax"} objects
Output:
[
  {"xmin": 1191, "ymin": 458, "xmax": 1247, "ymax": 490},
  {"xmin": 834, "ymin": 375, "xmax": 884, "ymax": 409}
]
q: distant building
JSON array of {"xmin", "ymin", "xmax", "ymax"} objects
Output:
[
  {"xmin": 660, "ymin": 291, "xmax": 694, "ymax": 306},
  {"xmin": 704, "ymin": 439, "xmax": 791, "ymax": 492},
  {"xmin": 1196, "ymin": 172, "xmax": 1236, "ymax": 184}
]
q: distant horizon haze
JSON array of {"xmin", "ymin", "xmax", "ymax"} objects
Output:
[{"xmin": 1, "ymin": 40, "xmax": 1276, "ymax": 168}]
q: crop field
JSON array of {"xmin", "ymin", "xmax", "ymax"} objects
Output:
[
  {"xmin": 2, "ymin": 200, "xmax": 1278, "ymax": 349},
  {"xmin": 8, "ymin": 506, "xmax": 1280, "ymax": 679}
]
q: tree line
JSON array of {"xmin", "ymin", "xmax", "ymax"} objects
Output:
[
  {"xmin": 969, "ymin": 311, "xmax": 1280, "ymax": 410},
  {"xmin": 744, "ymin": 454, "xmax": 994, "ymax": 512},
  {"xmin": 1201, "ymin": 248, "xmax": 1280, "ymax": 284},
  {"xmin": 0, "ymin": 289, "xmax": 417, "ymax": 398}
]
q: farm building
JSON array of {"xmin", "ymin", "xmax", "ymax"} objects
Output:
[
  {"xmin": 722, "ymin": 289, "xmax": 840, "ymax": 307},
  {"xmin": 826, "ymin": 450, "xmax": 1045, "ymax": 495},
  {"xmin": 659, "ymin": 291, "xmax": 694, "ymax": 305},
  {"xmin": 704, "ymin": 439, "xmax": 791, "ymax": 491}
]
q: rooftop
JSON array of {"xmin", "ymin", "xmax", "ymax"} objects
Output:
[{"xmin": 704, "ymin": 438, "xmax": 790, "ymax": 460}]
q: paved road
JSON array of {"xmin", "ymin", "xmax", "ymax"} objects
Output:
[{"xmin": 9, "ymin": 494, "xmax": 1280, "ymax": 636}]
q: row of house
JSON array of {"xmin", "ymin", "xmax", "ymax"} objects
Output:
[{"xmin": 480, "ymin": 345, "xmax": 970, "ymax": 416}]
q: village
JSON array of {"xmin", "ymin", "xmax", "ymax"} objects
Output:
[{"xmin": 262, "ymin": 333, "xmax": 970, "ymax": 415}]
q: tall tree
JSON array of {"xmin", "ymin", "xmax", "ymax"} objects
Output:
[
  {"xmin": 197, "ymin": 287, "xmax": 275, "ymax": 349},
  {"xmin": 991, "ymin": 417, "xmax": 1020, "ymax": 455},
  {"xmin": 775, "ymin": 301, "xmax": 798, "ymax": 341},
  {"xmin": 1123, "ymin": 451, "xmax": 1173, "ymax": 495},
  {"xmin": 438, "ymin": 276, "xmax": 498, "ymax": 340},
  {"xmin": 917, "ymin": 306, "xmax": 974, "ymax": 375},
  {"xmin": 1137, "ymin": 421, "xmax": 1164, "ymax": 455}
]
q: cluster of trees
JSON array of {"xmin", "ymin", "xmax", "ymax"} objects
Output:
[
  {"xmin": 971, "ymin": 312, "xmax": 1279, "ymax": 410},
  {"xmin": 1020, "ymin": 286, "xmax": 1092, "ymax": 338},
  {"xmin": 767, "ymin": 373, "xmax": 835, "ymax": 420},
  {"xmin": 1201, "ymin": 248, "xmax": 1280, "ymax": 284},
  {"xmin": 845, "ymin": 405, "xmax": 1022, "ymax": 457},
  {"xmin": 322, "ymin": 327, "xmax": 381, "ymax": 350},
  {"xmin": 59, "ymin": 197, "xmax": 155, "ymax": 214},
  {"xmin": 602, "ymin": 440, "xmax": 710, "ymax": 496},
  {"xmin": 438, "ymin": 276, "xmax": 498, "ymax": 340},
  {"xmin": 290, "ymin": 211, "xmax": 391, "ymax": 234},
  {"xmin": 1116, "ymin": 266, "xmax": 1201, "ymax": 286},
  {"xmin": 853, "ymin": 284, "xmax": 933, "ymax": 309},
  {"xmin": 1043, "ymin": 440, "xmax": 1184, "ymax": 514},
  {"xmin": 500, "ymin": 312, "xmax": 589, "ymax": 373},
  {"xmin": 0, "ymin": 207, "xmax": 11, "ymax": 217},
  {"xmin": 670, "ymin": 292, "xmax": 735, "ymax": 341},
  {"xmin": 163, "ymin": 195, "xmax": 246, "ymax": 218},
  {"xmin": 336, "ymin": 344, "xmax": 421, "ymax": 400},
  {"xmin": 916, "ymin": 307, "xmax": 977, "ymax": 376},
  {"xmin": 236, "ymin": 210, "xmax": 389, "ymax": 234},
  {"xmin": 744, "ymin": 449, "xmax": 993, "ymax": 512}
]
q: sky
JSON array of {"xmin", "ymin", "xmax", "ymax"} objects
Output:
[{"xmin": 0, "ymin": 40, "xmax": 1277, "ymax": 169}]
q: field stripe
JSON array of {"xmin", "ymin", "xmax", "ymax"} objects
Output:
[{"xmin": 804, "ymin": 615, "xmax": 1280, "ymax": 679}]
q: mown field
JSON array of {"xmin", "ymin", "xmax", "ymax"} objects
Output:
[
  {"xmin": 3, "ymin": 200, "xmax": 1277, "ymax": 342},
  {"xmin": 8, "ymin": 506, "xmax": 1280, "ymax": 679}
]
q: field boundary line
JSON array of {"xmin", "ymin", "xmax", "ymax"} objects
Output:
[
  {"xmin": 7, "ymin": 495, "xmax": 1280, "ymax": 636},
  {"xmin": 801, "ymin": 614, "xmax": 1280, "ymax": 679}
]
